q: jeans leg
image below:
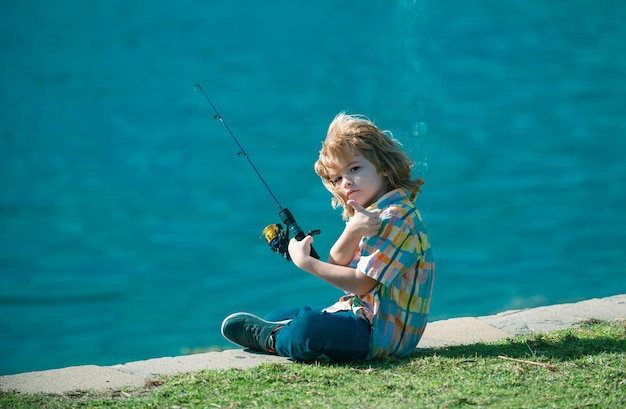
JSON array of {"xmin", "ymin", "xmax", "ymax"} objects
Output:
[
  {"xmin": 263, "ymin": 307, "xmax": 301, "ymax": 322},
  {"xmin": 273, "ymin": 306, "xmax": 371, "ymax": 362}
]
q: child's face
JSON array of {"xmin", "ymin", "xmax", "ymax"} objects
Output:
[{"xmin": 329, "ymin": 153, "xmax": 388, "ymax": 208}]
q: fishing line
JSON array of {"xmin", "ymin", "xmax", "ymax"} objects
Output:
[
  {"xmin": 194, "ymin": 83, "xmax": 283, "ymax": 210},
  {"xmin": 194, "ymin": 83, "xmax": 320, "ymax": 260}
]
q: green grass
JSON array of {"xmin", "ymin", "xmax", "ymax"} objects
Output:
[{"xmin": 2, "ymin": 320, "xmax": 625, "ymax": 408}]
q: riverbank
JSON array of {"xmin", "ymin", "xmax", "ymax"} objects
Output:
[{"xmin": 1, "ymin": 294, "xmax": 624, "ymax": 395}]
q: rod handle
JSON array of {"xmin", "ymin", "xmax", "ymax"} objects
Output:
[{"xmin": 279, "ymin": 208, "xmax": 320, "ymax": 260}]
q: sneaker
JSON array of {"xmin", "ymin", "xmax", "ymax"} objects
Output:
[{"xmin": 220, "ymin": 312, "xmax": 290, "ymax": 353}]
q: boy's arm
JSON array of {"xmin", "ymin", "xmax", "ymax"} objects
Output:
[
  {"xmin": 290, "ymin": 235, "xmax": 378, "ymax": 295},
  {"xmin": 328, "ymin": 228, "xmax": 363, "ymax": 265},
  {"xmin": 329, "ymin": 200, "xmax": 381, "ymax": 266}
]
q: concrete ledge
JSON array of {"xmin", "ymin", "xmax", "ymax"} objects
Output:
[
  {"xmin": 479, "ymin": 294, "xmax": 626, "ymax": 334},
  {"xmin": 420, "ymin": 317, "xmax": 513, "ymax": 348},
  {"xmin": 1, "ymin": 294, "xmax": 625, "ymax": 395},
  {"xmin": 112, "ymin": 348, "xmax": 290, "ymax": 378},
  {"xmin": 0, "ymin": 365, "xmax": 147, "ymax": 395}
]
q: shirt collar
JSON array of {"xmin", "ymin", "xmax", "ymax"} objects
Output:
[{"xmin": 366, "ymin": 188, "xmax": 411, "ymax": 212}]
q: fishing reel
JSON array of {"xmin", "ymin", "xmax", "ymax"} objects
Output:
[{"xmin": 262, "ymin": 208, "xmax": 320, "ymax": 261}]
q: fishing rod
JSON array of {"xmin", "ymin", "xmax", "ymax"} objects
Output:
[{"xmin": 194, "ymin": 83, "xmax": 320, "ymax": 260}]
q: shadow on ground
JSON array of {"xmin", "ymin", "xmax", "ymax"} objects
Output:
[{"xmin": 345, "ymin": 320, "xmax": 626, "ymax": 370}]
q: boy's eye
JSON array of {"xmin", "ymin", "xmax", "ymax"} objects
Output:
[
  {"xmin": 331, "ymin": 176, "xmax": 342, "ymax": 185},
  {"xmin": 349, "ymin": 166, "xmax": 360, "ymax": 173}
]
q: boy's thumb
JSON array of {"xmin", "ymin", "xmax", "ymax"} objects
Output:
[
  {"xmin": 347, "ymin": 200, "xmax": 365, "ymax": 213},
  {"xmin": 348, "ymin": 199, "xmax": 380, "ymax": 218}
]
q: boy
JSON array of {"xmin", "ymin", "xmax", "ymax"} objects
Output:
[{"xmin": 221, "ymin": 112, "xmax": 435, "ymax": 362}]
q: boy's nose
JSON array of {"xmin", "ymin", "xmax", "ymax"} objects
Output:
[{"xmin": 341, "ymin": 177, "xmax": 353, "ymax": 189}]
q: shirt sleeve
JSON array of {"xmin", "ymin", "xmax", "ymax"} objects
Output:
[{"xmin": 356, "ymin": 211, "xmax": 418, "ymax": 286}]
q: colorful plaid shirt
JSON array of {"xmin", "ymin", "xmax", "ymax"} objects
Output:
[{"xmin": 326, "ymin": 188, "xmax": 435, "ymax": 358}]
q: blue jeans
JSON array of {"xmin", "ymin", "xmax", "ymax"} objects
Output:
[{"xmin": 264, "ymin": 306, "xmax": 371, "ymax": 362}]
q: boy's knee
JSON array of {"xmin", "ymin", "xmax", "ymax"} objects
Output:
[
  {"xmin": 273, "ymin": 308, "xmax": 327, "ymax": 361},
  {"xmin": 287, "ymin": 308, "xmax": 326, "ymax": 343},
  {"xmin": 275, "ymin": 307, "xmax": 370, "ymax": 362}
]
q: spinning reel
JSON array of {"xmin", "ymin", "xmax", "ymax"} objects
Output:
[{"xmin": 263, "ymin": 208, "xmax": 320, "ymax": 261}]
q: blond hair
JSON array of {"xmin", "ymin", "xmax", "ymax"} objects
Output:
[{"xmin": 314, "ymin": 112, "xmax": 424, "ymax": 220}]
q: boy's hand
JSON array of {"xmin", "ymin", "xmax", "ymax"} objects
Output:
[
  {"xmin": 288, "ymin": 235, "xmax": 314, "ymax": 269},
  {"xmin": 346, "ymin": 200, "xmax": 382, "ymax": 238}
]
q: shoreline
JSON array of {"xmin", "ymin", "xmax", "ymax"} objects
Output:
[{"xmin": 1, "ymin": 294, "xmax": 624, "ymax": 395}]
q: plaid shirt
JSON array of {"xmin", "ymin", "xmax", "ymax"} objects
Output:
[{"xmin": 326, "ymin": 188, "xmax": 435, "ymax": 358}]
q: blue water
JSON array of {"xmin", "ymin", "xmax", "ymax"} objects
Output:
[{"xmin": 1, "ymin": 0, "xmax": 625, "ymax": 375}]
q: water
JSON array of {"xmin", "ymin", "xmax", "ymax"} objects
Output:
[{"xmin": 1, "ymin": 0, "xmax": 625, "ymax": 375}]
